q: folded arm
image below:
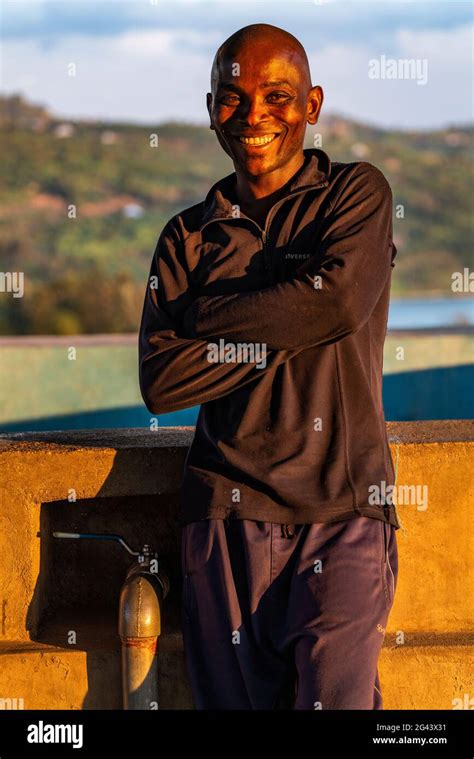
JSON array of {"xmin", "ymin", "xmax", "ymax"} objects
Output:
[
  {"xmin": 138, "ymin": 221, "xmax": 301, "ymax": 415},
  {"xmin": 183, "ymin": 163, "xmax": 396, "ymax": 351}
]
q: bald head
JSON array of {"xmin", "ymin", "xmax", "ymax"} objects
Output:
[
  {"xmin": 206, "ymin": 23, "xmax": 323, "ymax": 182},
  {"xmin": 211, "ymin": 24, "xmax": 312, "ymax": 93}
]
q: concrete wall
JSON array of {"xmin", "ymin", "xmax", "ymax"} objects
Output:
[
  {"xmin": 0, "ymin": 422, "xmax": 472, "ymax": 710},
  {"xmin": 1, "ymin": 332, "xmax": 473, "ymax": 431}
]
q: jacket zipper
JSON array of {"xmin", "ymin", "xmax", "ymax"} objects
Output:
[
  {"xmin": 200, "ymin": 182, "xmax": 327, "ymax": 285},
  {"xmin": 200, "ymin": 180, "xmax": 327, "ymax": 239},
  {"xmin": 260, "ymin": 229, "xmax": 270, "ymax": 280}
]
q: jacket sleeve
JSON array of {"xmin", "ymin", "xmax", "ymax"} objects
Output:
[
  {"xmin": 138, "ymin": 219, "xmax": 302, "ymax": 415},
  {"xmin": 182, "ymin": 163, "xmax": 396, "ymax": 351}
]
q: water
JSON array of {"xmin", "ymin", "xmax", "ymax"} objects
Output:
[{"xmin": 388, "ymin": 297, "xmax": 474, "ymax": 330}]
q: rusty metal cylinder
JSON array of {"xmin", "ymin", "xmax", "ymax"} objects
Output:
[{"xmin": 118, "ymin": 560, "xmax": 168, "ymax": 710}]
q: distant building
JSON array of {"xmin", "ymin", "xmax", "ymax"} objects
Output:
[
  {"xmin": 384, "ymin": 157, "xmax": 401, "ymax": 172},
  {"xmin": 444, "ymin": 131, "xmax": 468, "ymax": 147},
  {"xmin": 122, "ymin": 203, "xmax": 144, "ymax": 219},
  {"xmin": 351, "ymin": 142, "xmax": 370, "ymax": 158},
  {"xmin": 53, "ymin": 123, "xmax": 75, "ymax": 139},
  {"xmin": 101, "ymin": 130, "xmax": 119, "ymax": 145}
]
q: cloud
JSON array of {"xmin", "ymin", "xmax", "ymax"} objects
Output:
[
  {"xmin": 2, "ymin": 0, "xmax": 472, "ymax": 44},
  {"xmin": 397, "ymin": 22, "xmax": 473, "ymax": 68},
  {"xmin": 0, "ymin": 6, "xmax": 472, "ymax": 129},
  {"xmin": 113, "ymin": 28, "xmax": 221, "ymax": 57},
  {"xmin": 0, "ymin": 30, "xmax": 213, "ymax": 124},
  {"xmin": 307, "ymin": 24, "xmax": 473, "ymax": 129}
]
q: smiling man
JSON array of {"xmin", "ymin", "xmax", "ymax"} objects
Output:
[{"xmin": 139, "ymin": 23, "xmax": 400, "ymax": 710}]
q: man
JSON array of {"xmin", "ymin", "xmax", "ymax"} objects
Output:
[{"xmin": 139, "ymin": 23, "xmax": 400, "ymax": 710}]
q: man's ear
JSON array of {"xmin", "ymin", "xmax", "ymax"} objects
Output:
[
  {"xmin": 306, "ymin": 85, "xmax": 324, "ymax": 125},
  {"xmin": 206, "ymin": 92, "xmax": 215, "ymax": 130}
]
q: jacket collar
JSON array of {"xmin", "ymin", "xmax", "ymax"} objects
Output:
[{"xmin": 199, "ymin": 148, "xmax": 331, "ymax": 230}]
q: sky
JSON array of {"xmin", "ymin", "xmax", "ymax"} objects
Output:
[{"xmin": 0, "ymin": 0, "xmax": 472, "ymax": 130}]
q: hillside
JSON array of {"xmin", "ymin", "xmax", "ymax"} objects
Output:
[{"xmin": 0, "ymin": 94, "xmax": 472, "ymax": 335}]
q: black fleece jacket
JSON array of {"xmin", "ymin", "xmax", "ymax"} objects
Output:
[{"xmin": 139, "ymin": 149, "xmax": 400, "ymax": 528}]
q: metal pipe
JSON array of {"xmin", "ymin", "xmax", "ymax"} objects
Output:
[
  {"xmin": 118, "ymin": 548, "xmax": 169, "ymax": 710},
  {"xmin": 52, "ymin": 531, "xmax": 169, "ymax": 710},
  {"xmin": 53, "ymin": 532, "xmax": 140, "ymax": 556}
]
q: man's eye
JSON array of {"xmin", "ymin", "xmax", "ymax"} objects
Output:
[
  {"xmin": 266, "ymin": 93, "xmax": 293, "ymax": 104},
  {"xmin": 219, "ymin": 95, "xmax": 240, "ymax": 105}
]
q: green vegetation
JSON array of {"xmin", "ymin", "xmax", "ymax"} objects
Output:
[{"xmin": 0, "ymin": 94, "xmax": 472, "ymax": 335}]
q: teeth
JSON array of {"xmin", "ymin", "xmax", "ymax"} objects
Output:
[{"xmin": 238, "ymin": 134, "xmax": 277, "ymax": 145}]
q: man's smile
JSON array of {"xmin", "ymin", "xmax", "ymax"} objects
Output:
[{"xmin": 230, "ymin": 132, "xmax": 282, "ymax": 148}]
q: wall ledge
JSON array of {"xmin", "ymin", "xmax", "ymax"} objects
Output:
[{"xmin": 0, "ymin": 420, "xmax": 472, "ymax": 453}]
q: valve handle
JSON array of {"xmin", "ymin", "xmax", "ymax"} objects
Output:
[{"xmin": 52, "ymin": 531, "xmax": 140, "ymax": 556}]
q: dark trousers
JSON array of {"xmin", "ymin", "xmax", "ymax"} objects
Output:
[{"xmin": 181, "ymin": 516, "xmax": 398, "ymax": 710}]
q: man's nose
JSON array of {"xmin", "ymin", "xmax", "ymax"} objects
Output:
[{"xmin": 240, "ymin": 97, "xmax": 268, "ymax": 126}]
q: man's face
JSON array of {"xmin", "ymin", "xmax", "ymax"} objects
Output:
[{"xmin": 207, "ymin": 39, "xmax": 322, "ymax": 178}]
